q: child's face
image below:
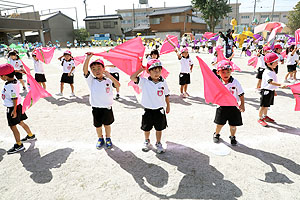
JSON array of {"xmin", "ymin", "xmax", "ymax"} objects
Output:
[
  {"xmin": 0, "ymin": 75, "xmax": 8, "ymax": 81},
  {"xmin": 91, "ymin": 64, "xmax": 104, "ymax": 78},
  {"xmin": 64, "ymin": 54, "xmax": 71, "ymax": 60},
  {"xmin": 33, "ymin": 55, "xmax": 38, "ymax": 61},
  {"xmin": 277, "ymin": 49, "xmax": 282, "ymax": 53},
  {"xmin": 182, "ymin": 52, "xmax": 188, "ymax": 57},
  {"xmin": 218, "ymin": 69, "xmax": 232, "ymax": 82},
  {"xmin": 10, "ymin": 55, "xmax": 17, "ymax": 60},
  {"xmin": 148, "ymin": 67, "xmax": 162, "ymax": 80},
  {"xmin": 268, "ymin": 61, "xmax": 278, "ymax": 69},
  {"xmin": 151, "ymin": 54, "xmax": 158, "ymax": 59}
]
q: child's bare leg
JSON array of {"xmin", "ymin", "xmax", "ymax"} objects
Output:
[
  {"xmin": 184, "ymin": 84, "xmax": 188, "ymax": 93},
  {"xmin": 229, "ymin": 126, "xmax": 237, "ymax": 136},
  {"xmin": 42, "ymin": 82, "xmax": 46, "ymax": 89},
  {"xmin": 10, "ymin": 125, "xmax": 21, "ymax": 144},
  {"xmin": 19, "ymin": 79, "xmax": 25, "ymax": 88},
  {"xmin": 256, "ymin": 79, "xmax": 262, "ymax": 89},
  {"xmin": 155, "ymin": 131, "xmax": 162, "ymax": 143},
  {"xmin": 96, "ymin": 126, "xmax": 103, "ymax": 138},
  {"xmin": 293, "ymin": 71, "xmax": 297, "ymax": 80},
  {"xmin": 180, "ymin": 85, "xmax": 184, "ymax": 94},
  {"xmin": 144, "ymin": 131, "xmax": 150, "ymax": 140},
  {"xmin": 70, "ymin": 84, "xmax": 74, "ymax": 93},
  {"xmin": 104, "ymin": 125, "xmax": 111, "ymax": 138},
  {"xmin": 60, "ymin": 82, "xmax": 64, "ymax": 93},
  {"xmin": 19, "ymin": 121, "xmax": 32, "ymax": 135},
  {"xmin": 259, "ymin": 107, "xmax": 267, "ymax": 119},
  {"xmin": 116, "ymin": 86, "xmax": 120, "ymax": 93},
  {"xmin": 38, "ymin": 82, "xmax": 42, "ymax": 87},
  {"xmin": 215, "ymin": 124, "xmax": 224, "ymax": 134}
]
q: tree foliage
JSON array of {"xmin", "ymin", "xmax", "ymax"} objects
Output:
[
  {"xmin": 192, "ymin": 0, "xmax": 232, "ymax": 32},
  {"xmin": 73, "ymin": 28, "xmax": 90, "ymax": 41},
  {"xmin": 288, "ymin": 1, "xmax": 300, "ymax": 33}
]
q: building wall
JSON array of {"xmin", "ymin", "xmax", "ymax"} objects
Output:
[
  {"xmin": 239, "ymin": 11, "xmax": 289, "ymax": 26},
  {"xmin": 47, "ymin": 14, "xmax": 74, "ymax": 45}
]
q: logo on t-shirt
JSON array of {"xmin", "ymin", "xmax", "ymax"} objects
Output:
[
  {"xmin": 157, "ymin": 87, "xmax": 164, "ymax": 96},
  {"xmin": 1, "ymin": 94, "xmax": 5, "ymax": 100}
]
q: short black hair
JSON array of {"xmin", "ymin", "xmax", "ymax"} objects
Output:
[
  {"xmin": 90, "ymin": 62, "xmax": 104, "ymax": 68},
  {"xmin": 149, "ymin": 66, "xmax": 162, "ymax": 72},
  {"xmin": 8, "ymin": 51, "xmax": 20, "ymax": 59},
  {"xmin": 150, "ymin": 49, "xmax": 160, "ymax": 59},
  {"xmin": 6, "ymin": 71, "xmax": 15, "ymax": 78}
]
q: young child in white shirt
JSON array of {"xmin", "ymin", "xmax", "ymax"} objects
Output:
[{"xmin": 32, "ymin": 52, "xmax": 46, "ymax": 89}]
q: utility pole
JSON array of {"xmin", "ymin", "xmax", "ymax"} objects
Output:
[
  {"xmin": 133, "ymin": 3, "xmax": 135, "ymax": 28},
  {"xmin": 253, "ymin": 0, "xmax": 256, "ymax": 21},
  {"xmin": 228, "ymin": 0, "xmax": 230, "ymax": 28},
  {"xmin": 83, "ymin": 0, "xmax": 87, "ymax": 17},
  {"xmin": 271, "ymin": 0, "xmax": 275, "ymax": 21},
  {"xmin": 104, "ymin": 5, "xmax": 105, "ymax": 15}
]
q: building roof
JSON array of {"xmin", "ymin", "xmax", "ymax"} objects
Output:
[
  {"xmin": 84, "ymin": 14, "xmax": 123, "ymax": 21},
  {"xmin": 40, "ymin": 11, "xmax": 75, "ymax": 21},
  {"xmin": 132, "ymin": 25, "xmax": 150, "ymax": 31},
  {"xmin": 192, "ymin": 16, "xmax": 205, "ymax": 24},
  {"xmin": 148, "ymin": 6, "xmax": 193, "ymax": 16}
]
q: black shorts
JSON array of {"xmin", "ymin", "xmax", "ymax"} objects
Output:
[
  {"xmin": 92, "ymin": 107, "xmax": 114, "ymax": 128},
  {"xmin": 214, "ymin": 106, "xmax": 243, "ymax": 126},
  {"xmin": 195, "ymin": 46, "xmax": 200, "ymax": 50},
  {"xmin": 287, "ymin": 64, "xmax": 297, "ymax": 72},
  {"xmin": 6, "ymin": 104, "xmax": 28, "ymax": 126},
  {"xmin": 15, "ymin": 72, "xmax": 23, "ymax": 80},
  {"xmin": 141, "ymin": 108, "xmax": 167, "ymax": 131},
  {"xmin": 60, "ymin": 73, "xmax": 74, "ymax": 84},
  {"xmin": 110, "ymin": 72, "xmax": 119, "ymax": 88},
  {"xmin": 35, "ymin": 74, "xmax": 46, "ymax": 82},
  {"xmin": 179, "ymin": 73, "xmax": 191, "ymax": 85},
  {"xmin": 242, "ymin": 47, "xmax": 247, "ymax": 52},
  {"xmin": 256, "ymin": 68, "xmax": 265, "ymax": 79},
  {"xmin": 260, "ymin": 89, "xmax": 274, "ymax": 107}
]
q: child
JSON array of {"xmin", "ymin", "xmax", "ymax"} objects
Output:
[
  {"xmin": 83, "ymin": 53, "xmax": 120, "ymax": 149},
  {"xmin": 146, "ymin": 49, "xmax": 160, "ymax": 62},
  {"xmin": 130, "ymin": 59, "xmax": 170, "ymax": 154},
  {"xmin": 284, "ymin": 45, "xmax": 299, "ymax": 83},
  {"xmin": 256, "ymin": 46, "xmax": 271, "ymax": 90},
  {"xmin": 240, "ymin": 40, "xmax": 248, "ymax": 57},
  {"xmin": 213, "ymin": 61, "xmax": 245, "ymax": 146},
  {"xmin": 32, "ymin": 52, "xmax": 46, "ymax": 89},
  {"xmin": 258, "ymin": 52, "xmax": 287, "ymax": 127},
  {"xmin": 57, "ymin": 50, "xmax": 75, "ymax": 96},
  {"xmin": 175, "ymin": 47, "xmax": 193, "ymax": 97},
  {"xmin": 0, "ymin": 64, "xmax": 36, "ymax": 154},
  {"xmin": 7, "ymin": 51, "xmax": 27, "ymax": 91},
  {"xmin": 106, "ymin": 65, "xmax": 121, "ymax": 100},
  {"xmin": 273, "ymin": 44, "xmax": 284, "ymax": 74},
  {"xmin": 211, "ymin": 51, "xmax": 219, "ymax": 77}
]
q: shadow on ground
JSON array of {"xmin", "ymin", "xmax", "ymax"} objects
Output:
[{"xmin": 44, "ymin": 95, "xmax": 90, "ymax": 106}]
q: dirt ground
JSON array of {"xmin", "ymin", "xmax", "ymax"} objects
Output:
[{"xmin": 0, "ymin": 46, "xmax": 300, "ymax": 200}]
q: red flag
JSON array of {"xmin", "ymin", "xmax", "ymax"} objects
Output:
[
  {"xmin": 94, "ymin": 37, "xmax": 145, "ymax": 76},
  {"xmin": 21, "ymin": 62, "xmax": 52, "ymax": 113},
  {"xmin": 215, "ymin": 45, "xmax": 241, "ymax": 71},
  {"xmin": 74, "ymin": 56, "xmax": 86, "ymax": 66},
  {"xmin": 289, "ymin": 82, "xmax": 300, "ymax": 111},
  {"xmin": 33, "ymin": 47, "xmax": 55, "ymax": 64},
  {"xmin": 203, "ymin": 32, "xmax": 217, "ymax": 39},
  {"xmin": 295, "ymin": 29, "xmax": 300, "ymax": 47},
  {"xmin": 248, "ymin": 55, "xmax": 258, "ymax": 68},
  {"xmin": 197, "ymin": 56, "xmax": 238, "ymax": 106},
  {"xmin": 160, "ymin": 35, "xmax": 178, "ymax": 55}
]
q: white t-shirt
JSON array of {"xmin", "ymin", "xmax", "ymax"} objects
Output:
[
  {"xmin": 286, "ymin": 52, "xmax": 299, "ymax": 65},
  {"xmin": 258, "ymin": 55, "xmax": 267, "ymax": 69},
  {"xmin": 179, "ymin": 56, "xmax": 193, "ymax": 73},
  {"xmin": 207, "ymin": 42, "xmax": 212, "ymax": 47},
  {"xmin": 261, "ymin": 68, "xmax": 278, "ymax": 91},
  {"xmin": 85, "ymin": 72, "xmax": 113, "ymax": 108},
  {"xmin": 258, "ymin": 40, "xmax": 264, "ymax": 46},
  {"xmin": 33, "ymin": 59, "xmax": 44, "ymax": 74},
  {"xmin": 137, "ymin": 77, "xmax": 170, "ymax": 109},
  {"xmin": 181, "ymin": 37, "xmax": 187, "ymax": 46},
  {"xmin": 61, "ymin": 58, "xmax": 75, "ymax": 73},
  {"xmin": 8, "ymin": 58, "xmax": 23, "ymax": 70},
  {"xmin": 1, "ymin": 79, "xmax": 22, "ymax": 107},
  {"xmin": 222, "ymin": 77, "xmax": 244, "ymax": 102},
  {"xmin": 211, "ymin": 57, "xmax": 217, "ymax": 70},
  {"xmin": 107, "ymin": 66, "xmax": 120, "ymax": 73}
]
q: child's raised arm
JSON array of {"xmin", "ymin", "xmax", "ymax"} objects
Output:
[
  {"xmin": 83, "ymin": 52, "xmax": 93, "ymax": 76},
  {"xmin": 130, "ymin": 67, "xmax": 145, "ymax": 82}
]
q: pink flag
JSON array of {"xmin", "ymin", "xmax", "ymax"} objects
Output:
[
  {"xmin": 160, "ymin": 35, "xmax": 178, "ymax": 55},
  {"xmin": 21, "ymin": 62, "xmax": 52, "ymax": 113},
  {"xmin": 128, "ymin": 66, "xmax": 170, "ymax": 94},
  {"xmin": 203, "ymin": 32, "xmax": 217, "ymax": 39},
  {"xmin": 289, "ymin": 82, "xmax": 300, "ymax": 111},
  {"xmin": 94, "ymin": 37, "xmax": 145, "ymax": 76},
  {"xmin": 197, "ymin": 56, "xmax": 238, "ymax": 106},
  {"xmin": 248, "ymin": 55, "xmax": 258, "ymax": 68},
  {"xmin": 295, "ymin": 29, "xmax": 300, "ymax": 47},
  {"xmin": 33, "ymin": 47, "xmax": 55, "ymax": 64},
  {"xmin": 74, "ymin": 56, "xmax": 86, "ymax": 66},
  {"xmin": 268, "ymin": 26, "xmax": 283, "ymax": 42},
  {"xmin": 215, "ymin": 45, "xmax": 241, "ymax": 71},
  {"xmin": 281, "ymin": 51, "xmax": 287, "ymax": 59}
]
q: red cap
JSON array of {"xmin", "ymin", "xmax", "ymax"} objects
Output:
[
  {"xmin": 63, "ymin": 50, "xmax": 72, "ymax": 56},
  {"xmin": 90, "ymin": 59, "xmax": 104, "ymax": 67},
  {"xmin": 263, "ymin": 46, "xmax": 271, "ymax": 51},
  {"xmin": 0, "ymin": 64, "xmax": 14, "ymax": 76},
  {"xmin": 264, "ymin": 52, "xmax": 279, "ymax": 64},
  {"xmin": 216, "ymin": 60, "xmax": 232, "ymax": 71},
  {"xmin": 274, "ymin": 44, "xmax": 282, "ymax": 49},
  {"xmin": 180, "ymin": 47, "xmax": 188, "ymax": 53},
  {"xmin": 147, "ymin": 59, "xmax": 162, "ymax": 70}
]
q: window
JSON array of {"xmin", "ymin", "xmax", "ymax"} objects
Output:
[
  {"xmin": 121, "ymin": 20, "xmax": 132, "ymax": 24},
  {"xmin": 272, "ymin": 15, "xmax": 279, "ymax": 18},
  {"xmin": 261, "ymin": 15, "xmax": 269, "ymax": 18},
  {"xmin": 150, "ymin": 17, "xmax": 160, "ymax": 24},
  {"xmin": 172, "ymin": 16, "xmax": 180, "ymax": 23},
  {"xmin": 283, "ymin": 15, "xmax": 287, "ymax": 18},
  {"xmin": 89, "ymin": 22, "xmax": 100, "ymax": 29},
  {"xmin": 114, "ymin": 21, "xmax": 118, "ymax": 25},
  {"xmin": 241, "ymin": 16, "xmax": 250, "ymax": 19},
  {"xmin": 120, "ymin": 12, "xmax": 132, "ymax": 17},
  {"xmin": 186, "ymin": 16, "xmax": 192, "ymax": 23},
  {"xmin": 103, "ymin": 21, "xmax": 114, "ymax": 28}
]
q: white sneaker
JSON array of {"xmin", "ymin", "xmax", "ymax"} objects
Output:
[
  {"xmin": 185, "ymin": 92, "xmax": 190, "ymax": 97},
  {"xmin": 142, "ymin": 139, "xmax": 151, "ymax": 152},
  {"xmin": 155, "ymin": 142, "xmax": 165, "ymax": 154},
  {"xmin": 56, "ymin": 93, "xmax": 63, "ymax": 96},
  {"xmin": 70, "ymin": 93, "xmax": 76, "ymax": 97}
]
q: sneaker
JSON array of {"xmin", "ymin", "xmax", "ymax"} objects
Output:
[
  {"xmin": 229, "ymin": 136, "xmax": 237, "ymax": 146},
  {"xmin": 180, "ymin": 93, "xmax": 185, "ymax": 98},
  {"xmin": 21, "ymin": 134, "xmax": 37, "ymax": 142},
  {"xmin": 263, "ymin": 116, "xmax": 275, "ymax": 123},
  {"xmin": 114, "ymin": 94, "xmax": 120, "ymax": 100},
  {"xmin": 185, "ymin": 92, "xmax": 190, "ymax": 97},
  {"xmin": 258, "ymin": 119, "xmax": 268, "ymax": 127},
  {"xmin": 56, "ymin": 93, "xmax": 63, "ymax": 96},
  {"xmin": 70, "ymin": 93, "xmax": 76, "ymax": 97},
  {"xmin": 213, "ymin": 133, "xmax": 220, "ymax": 143},
  {"xmin": 96, "ymin": 138, "xmax": 105, "ymax": 149},
  {"xmin": 284, "ymin": 80, "xmax": 290, "ymax": 83},
  {"xmin": 105, "ymin": 138, "xmax": 113, "ymax": 149},
  {"xmin": 23, "ymin": 87, "xmax": 27, "ymax": 91},
  {"xmin": 7, "ymin": 143, "xmax": 25, "ymax": 154},
  {"xmin": 142, "ymin": 139, "xmax": 151, "ymax": 152},
  {"xmin": 155, "ymin": 142, "xmax": 165, "ymax": 154}
]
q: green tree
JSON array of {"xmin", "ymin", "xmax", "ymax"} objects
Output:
[
  {"xmin": 288, "ymin": 1, "xmax": 300, "ymax": 33},
  {"xmin": 73, "ymin": 28, "xmax": 90, "ymax": 41},
  {"xmin": 192, "ymin": 0, "xmax": 232, "ymax": 32}
]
